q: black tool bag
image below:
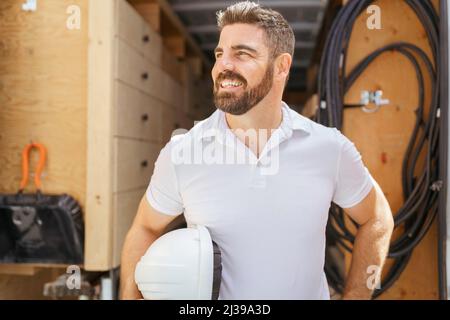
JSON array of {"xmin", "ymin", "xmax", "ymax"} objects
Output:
[{"xmin": 0, "ymin": 143, "xmax": 84, "ymax": 264}]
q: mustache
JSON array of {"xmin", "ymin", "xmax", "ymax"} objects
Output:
[{"xmin": 215, "ymin": 71, "xmax": 247, "ymax": 87}]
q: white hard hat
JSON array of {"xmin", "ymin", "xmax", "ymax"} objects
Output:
[{"xmin": 135, "ymin": 224, "xmax": 222, "ymax": 300}]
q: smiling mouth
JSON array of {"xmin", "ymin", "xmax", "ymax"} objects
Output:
[{"xmin": 219, "ymin": 80, "xmax": 244, "ymax": 89}]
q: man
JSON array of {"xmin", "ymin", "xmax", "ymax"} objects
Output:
[{"xmin": 120, "ymin": 1, "xmax": 394, "ymax": 300}]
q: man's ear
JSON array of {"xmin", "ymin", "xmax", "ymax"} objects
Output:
[{"xmin": 274, "ymin": 53, "xmax": 292, "ymax": 82}]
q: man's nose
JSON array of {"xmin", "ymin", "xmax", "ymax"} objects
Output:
[{"xmin": 217, "ymin": 55, "xmax": 235, "ymax": 73}]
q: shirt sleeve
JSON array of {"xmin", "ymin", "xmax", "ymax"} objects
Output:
[
  {"xmin": 332, "ymin": 128, "xmax": 374, "ymax": 208},
  {"xmin": 145, "ymin": 139, "xmax": 184, "ymax": 216}
]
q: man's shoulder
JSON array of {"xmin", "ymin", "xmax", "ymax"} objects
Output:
[{"xmin": 287, "ymin": 106, "xmax": 338, "ymax": 140}]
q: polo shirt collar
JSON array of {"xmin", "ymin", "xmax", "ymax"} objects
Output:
[{"xmin": 198, "ymin": 101, "xmax": 311, "ymax": 142}]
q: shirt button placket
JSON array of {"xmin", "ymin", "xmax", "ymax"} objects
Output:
[{"xmin": 249, "ymin": 159, "xmax": 267, "ymax": 188}]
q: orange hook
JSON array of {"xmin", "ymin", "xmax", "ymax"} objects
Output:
[{"xmin": 19, "ymin": 142, "xmax": 47, "ymax": 192}]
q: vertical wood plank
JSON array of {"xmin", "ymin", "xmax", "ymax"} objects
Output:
[{"xmin": 85, "ymin": 0, "xmax": 117, "ymax": 271}]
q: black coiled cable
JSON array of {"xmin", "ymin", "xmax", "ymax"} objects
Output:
[{"xmin": 316, "ymin": 0, "xmax": 442, "ymax": 298}]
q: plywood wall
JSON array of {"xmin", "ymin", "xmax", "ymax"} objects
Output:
[
  {"xmin": 343, "ymin": 0, "xmax": 440, "ymax": 299},
  {"xmin": 0, "ymin": 0, "xmax": 88, "ymax": 299},
  {"xmin": 0, "ymin": 0, "xmax": 88, "ymax": 203}
]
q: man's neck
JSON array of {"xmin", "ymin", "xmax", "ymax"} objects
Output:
[
  {"xmin": 224, "ymin": 99, "xmax": 283, "ymax": 132},
  {"xmin": 223, "ymin": 98, "xmax": 284, "ymax": 158}
]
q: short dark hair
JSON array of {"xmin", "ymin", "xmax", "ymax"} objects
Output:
[{"xmin": 216, "ymin": 1, "xmax": 295, "ymax": 60}]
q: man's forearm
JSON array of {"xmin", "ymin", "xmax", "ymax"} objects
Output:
[
  {"xmin": 120, "ymin": 225, "xmax": 159, "ymax": 300},
  {"xmin": 343, "ymin": 216, "xmax": 393, "ymax": 299}
]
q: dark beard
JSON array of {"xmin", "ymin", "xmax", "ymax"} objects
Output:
[{"xmin": 213, "ymin": 63, "xmax": 274, "ymax": 116}]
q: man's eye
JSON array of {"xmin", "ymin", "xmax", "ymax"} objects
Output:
[
  {"xmin": 237, "ymin": 51, "xmax": 248, "ymax": 56},
  {"xmin": 215, "ymin": 53, "xmax": 222, "ymax": 59}
]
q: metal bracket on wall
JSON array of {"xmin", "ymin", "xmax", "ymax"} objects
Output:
[
  {"xmin": 22, "ymin": 0, "xmax": 37, "ymax": 12},
  {"xmin": 360, "ymin": 90, "xmax": 390, "ymax": 113},
  {"xmin": 343, "ymin": 90, "xmax": 390, "ymax": 113}
]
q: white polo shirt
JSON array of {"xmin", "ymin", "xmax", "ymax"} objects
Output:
[{"xmin": 145, "ymin": 101, "xmax": 374, "ymax": 300}]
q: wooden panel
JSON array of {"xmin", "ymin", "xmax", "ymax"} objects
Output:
[
  {"xmin": 162, "ymin": 70, "xmax": 184, "ymax": 108},
  {"xmin": 114, "ymin": 138, "xmax": 160, "ymax": 193},
  {"xmin": 116, "ymin": 37, "xmax": 152, "ymax": 92},
  {"xmin": 117, "ymin": 0, "xmax": 143, "ymax": 51},
  {"xmin": 161, "ymin": 104, "xmax": 176, "ymax": 144},
  {"xmin": 181, "ymin": 62, "xmax": 212, "ymax": 122},
  {"xmin": 189, "ymin": 74, "xmax": 214, "ymax": 121},
  {"xmin": 117, "ymin": 0, "xmax": 162, "ymax": 67},
  {"xmin": 0, "ymin": 265, "xmax": 40, "ymax": 276},
  {"xmin": 0, "ymin": 0, "xmax": 88, "ymax": 201},
  {"xmin": 182, "ymin": 63, "xmax": 196, "ymax": 116},
  {"xmin": 164, "ymin": 36, "xmax": 185, "ymax": 58},
  {"xmin": 0, "ymin": 263, "xmax": 68, "ymax": 275},
  {"xmin": 0, "ymin": 267, "xmax": 65, "ymax": 299},
  {"xmin": 129, "ymin": 0, "xmax": 209, "ymax": 67},
  {"xmin": 0, "ymin": 0, "xmax": 88, "ymax": 279},
  {"xmin": 283, "ymin": 91, "xmax": 309, "ymax": 113},
  {"xmin": 342, "ymin": 0, "xmax": 439, "ymax": 299},
  {"xmin": 111, "ymin": 188, "xmax": 146, "ymax": 267},
  {"xmin": 115, "ymin": 81, "xmax": 162, "ymax": 142},
  {"xmin": 115, "ymin": 37, "xmax": 180, "ymax": 107},
  {"xmin": 141, "ymin": 17, "xmax": 163, "ymax": 65},
  {"xmin": 299, "ymin": 93, "xmax": 318, "ymax": 118},
  {"xmin": 161, "ymin": 44, "xmax": 184, "ymax": 84},
  {"xmin": 85, "ymin": 0, "xmax": 116, "ymax": 271},
  {"xmin": 187, "ymin": 57, "xmax": 203, "ymax": 78},
  {"xmin": 117, "ymin": 0, "xmax": 183, "ymax": 84},
  {"xmin": 129, "ymin": 1, "xmax": 161, "ymax": 32}
]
